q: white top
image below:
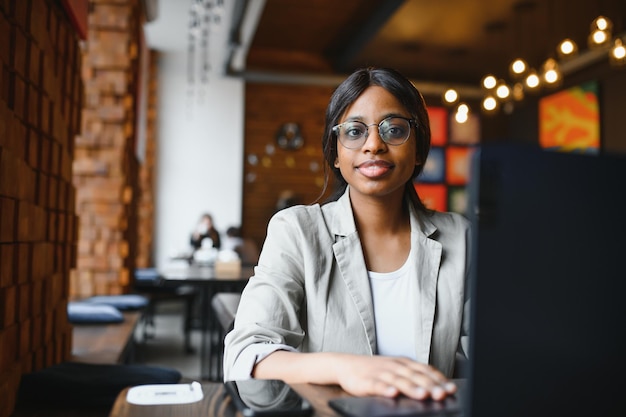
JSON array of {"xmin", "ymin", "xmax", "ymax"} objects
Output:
[{"xmin": 368, "ymin": 248, "xmax": 417, "ymax": 360}]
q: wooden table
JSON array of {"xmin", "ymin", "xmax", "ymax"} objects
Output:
[
  {"xmin": 160, "ymin": 265, "xmax": 254, "ymax": 381},
  {"xmin": 108, "ymin": 381, "xmax": 349, "ymax": 417},
  {"xmin": 71, "ymin": 311, "xmax": 142, "ymax": 364}
]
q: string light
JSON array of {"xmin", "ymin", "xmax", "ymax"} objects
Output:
[
  {"xmin": 461, "ymin": 15, "xmax": 623, "ymax": 116},
  {"xmin": 443, "ymin": 88, "xmax": 459, "ymax": 104},
  {"xmin": 482, "ymin": 95, "xmax": 498, "ymax": 112},
  {"xmin": 525, "ymin": 69, "xmax": 540, "ymax": 90},
  {"xmin": 482, "ymin": 75, "xmax": 497, "ymax": 90},
  {"xmin": 455, "ymin": 103, "xmax": 469, "ymax": 124},
  {"xmin": 588, "ymin": 16, "xmax": 613, "ymax": 49},
  {"xmin": 557, "ymin": 38, "xmax": 578, "ymax": 58},
  {"xmin": 542, "ymin": 58, "xmax": 561, "ymax": 85},
  {"xmin": 610, "ymin": 38, "xmax": 626, "ymax": 66},
  {"xmin": 495, "ymin": 81, "xmax": 511, "ymax": 100},
  {"xmin": 509, "ymin": 58, "xmax": 527, "ymax": 77}
]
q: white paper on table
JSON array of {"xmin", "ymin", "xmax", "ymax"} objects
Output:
[{"xmin": 126, "ymin": 381, "xmax": 203, "ymax": 405}]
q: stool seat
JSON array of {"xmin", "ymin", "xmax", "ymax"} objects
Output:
[{"xmin": 211, "ymin": 293, "xmax": 241, "ymax": 333}]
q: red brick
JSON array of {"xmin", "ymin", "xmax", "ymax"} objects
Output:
[
  {"xmin": 13, "ymin": 28, "xmax": 28, "ymax": 78},
  {"xmin": 12, "ymin": 74, "xmax": 26, "ymax": 122},
  {"xmin": 15, "ymin": 243, "xmax": 31, "ymax": 284},
  {"xmin": 31, "ymin": 280, "xmax": 42, "ymax": 315},
  {"xmin": 28, "ymin": 42, "xmax": 40, "ymax": 84},
  {"xmin": 27, "ymin": 84, "xmax": 39, "ymax": 127},
  {"xmin": 18, "ymin": 318, "xmax": 31, "ymax": 357},
  {"xmin": 0, "ymin": 198, "xmax": 15, "ymax": 242},
  {"xmin": 26, "ymin": 128, "xmax": 39, "ymax": 168},
  {"xmin": 13, "ymin": 0, "xmax": 30, "ymax": 31},
  {"xmin": 30, "ymin": 315, "xmax": 41, "ymax": 351},
  {"xmin": 0, "ymin": 244, "xmax": 14, "ymax": 288},
  {"xmin": 0, "ymin": 324, "xmax": 17, "ymax": 370},
  {"xmin": 16, "ymin": 283, "xmax": 31, "ymax": 321},
  {"xmin": 16, "ymin": 200, "xmax": 31, "ymax": 242},
  {"xmin": 40, "ymin": 94, "xmax": 50, "ymax": 135},
  {"xmin": 36, "ymin": 171, "xmax": 48, "ymax": 208},
  {"xmin": 0, "ymin": 285, "xmax": 16, "ymax": 328},
  {"xmin": 0, "ymin": 13, "xmax": 11, "ymax": 67}
]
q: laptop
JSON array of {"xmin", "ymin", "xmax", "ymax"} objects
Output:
[
  {"xmin": 330, "ymin": 144, "xmax": 626, "ymax": 417},
  {"xmin": 466, "ymin": 144, "xmax": 626, "ymax": 417}
]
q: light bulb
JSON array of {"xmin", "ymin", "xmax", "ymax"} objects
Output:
[
  {"xmin": 558, "ymin": 38, "xmax": 578, "ymax": 58},
  {"xmin": 593, "ymin": 30, "xmax": 607, "ymax": 44},
  {"xmin": 482, "ymin": 75, "xmax": 497, "ymax": 90},
  {"xmin": 591, "ymin": 16, "xmax": 612, "ymax": 33},
  {"xmin": 455, "ymin": 111, "xmax": 469, "ymax": 124},
  {"xmin": 496, "ymin": 82, "xmax": 510, "ymax": 99},
  {"xmin": 457, "ymin": 103, "xmax": 469, "ymax": 114},
  {"xmin": 510, "ymin": 58, "xmax": 527, "ymax": 76},
  {"xmin": 525, "ymin": 70, "xmax": 540, "ymax": 90},
  {"xmin": 610, "ymin": 38, "xmax": 626, "ymax": 66},
  {"xmin": 541, "ymin": 58, "xmax": 561, "ymax": 85},
  {"xmin": 482, "ymin": 96, "xmax": 497, "ymax": 112},
  {"xmin": 443, "ymin": 88, "xmax": 458, "ymax": 104}
]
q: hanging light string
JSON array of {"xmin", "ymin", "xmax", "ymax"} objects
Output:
[
  {"xmin": 186, "ymin": 0, "xmax": 225, "ymax": 107},
  {"xmin": 467, "ymin": 4, "xmax": 625, "ymax": 118}
]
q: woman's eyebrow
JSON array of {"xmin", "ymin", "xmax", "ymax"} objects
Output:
[{"xmin": 341, "ymin": 112, "xmax": 408, "ymax": 123}]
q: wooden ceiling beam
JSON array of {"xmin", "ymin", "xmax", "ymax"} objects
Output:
[{"xmin": 329, "ymin": 0, "xmax": 405, "ymax": 72}]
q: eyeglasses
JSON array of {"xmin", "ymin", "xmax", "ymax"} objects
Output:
[{"xmin": 332, "ymin": 116, "xmax": 417, "ymax": 149}]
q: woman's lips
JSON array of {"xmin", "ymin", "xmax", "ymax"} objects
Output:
[{"xmin": 356, "ymin": 160, "xmax": 394, "ymax": 178}]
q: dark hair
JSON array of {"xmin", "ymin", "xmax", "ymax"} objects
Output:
[{"xmin": 320, "ymin": 67, "xmax": 431, "ymax": 212}]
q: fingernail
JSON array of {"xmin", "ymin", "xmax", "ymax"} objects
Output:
[
  {"xmin": 431, "ymin": 386, "xmax": 444, "ymax": 398},
  {"xmin": 444, "ymin": 382, "xmax": 457, "ymax": 392},
  {"xmin": 414, "ymin": 387, "xmax": 427, "ymax": 398}
]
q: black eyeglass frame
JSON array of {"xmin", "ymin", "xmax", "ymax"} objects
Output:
[{"xmin": 332, "ymin": 116, "xmax": 418, "ymax": 149}]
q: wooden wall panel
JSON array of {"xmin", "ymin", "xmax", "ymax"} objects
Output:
[{"xmin": 242, "ymin": 83, "xmax": 336, "ymax": 249}]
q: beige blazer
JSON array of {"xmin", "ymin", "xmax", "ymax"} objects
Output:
[{"xmin": 223, "ymin": 187, "xmax": 471, "ymax": 378}]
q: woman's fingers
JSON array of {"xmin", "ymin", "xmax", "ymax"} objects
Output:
[
  {"xmin": 376, "ymin": 358, "xmax": 456, "ymax": 400},
  {"xmin": 335, "ymin": 354, "xmax": 456, "ymax": 401}
]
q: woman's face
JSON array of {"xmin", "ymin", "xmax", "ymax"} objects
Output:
[{"xmin": 334, "ymin": 86, "xmax": 420, "ymax": 202}]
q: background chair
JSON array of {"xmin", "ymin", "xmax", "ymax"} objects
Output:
[{"xmin": 134, "ymin": 268, "xmax": 200, "ymax": 353}]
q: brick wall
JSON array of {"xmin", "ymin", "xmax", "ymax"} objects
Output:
[
  {"xmin": 136, "ymin": 50, "xmax": 158, "ymax": 268},
  {"xmin": 0, "ymin": 1, "xmax": 81, "ymax": 416},
  {"xmin": 72, "ymin": 0, "xmax": 142, "ymax": 296}
]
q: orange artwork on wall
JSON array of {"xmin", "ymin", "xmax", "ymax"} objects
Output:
[
  {"xmin": 446, "ymin": 146, "xmax": 474, "ymax": 186},
  {"xmin": 539, "ymin": 81, "xmax": 600, "ymax": 154},
  {"xmin": 427, "ymin": 107, "xmax": 448, "ymax": 147},
  {"xmin": 414, "ymin": 183, "xmax": 447, "ymax": 212}
]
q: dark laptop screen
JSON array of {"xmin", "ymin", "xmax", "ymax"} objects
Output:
[{"xmin": 466, "ymin": 144, "xmax": 626, "ymax": 417}]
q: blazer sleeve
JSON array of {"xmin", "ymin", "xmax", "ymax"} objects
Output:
[{"xmin": 223, "ymin": 208, "xmax": 309, "ymax": 380}]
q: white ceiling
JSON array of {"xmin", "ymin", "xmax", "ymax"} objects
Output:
[{"xmin": 143, "ymin": 0, "xmax": 265, "ymax": 75}]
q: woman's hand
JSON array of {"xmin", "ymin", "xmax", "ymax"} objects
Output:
[
  {"xmin": 253, "ymin": 351, "xmax": 455, "ymax": 401},
  {"xmin": 333, "ymin": 354, "xmax": 457, "ymax": 400}
]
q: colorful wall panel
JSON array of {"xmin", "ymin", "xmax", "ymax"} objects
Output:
[
  {"xmin": 415, "ymin": 107, "xmax": 479, "ymax": 215},
  {"xmin": 539, "ymin": 80, "xmax": 600, "ymax": 154}
]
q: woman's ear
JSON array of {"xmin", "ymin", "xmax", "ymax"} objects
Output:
[{"xmin": 334, "ymin": 158, "xmax": 339, "ymax": 168}]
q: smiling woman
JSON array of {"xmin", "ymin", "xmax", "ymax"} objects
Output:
[{"xmin": 224, "ymin": 67, "xmax": 471, "ymax": 403}]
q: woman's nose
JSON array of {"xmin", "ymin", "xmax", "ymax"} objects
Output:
[{"xmin": 361, "ymin": 126, "xmax": 387, "ymax": 153}]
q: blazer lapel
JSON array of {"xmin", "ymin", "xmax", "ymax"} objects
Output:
[
  {"xmin": 411, "ymin": 210, "xmax": 442, "ymax": 364},
  {"xmin": 329, "ymin": 189, "xmax": 377, "ymax": 354}
]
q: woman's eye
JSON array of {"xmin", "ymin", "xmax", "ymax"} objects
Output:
[
  {"xmin": 345, "ymin": 126, "xmax": 365, "ymax": 138},
  {"xmin": 385, "ymin": 125, "xmax": 405, "ymax": 138}
]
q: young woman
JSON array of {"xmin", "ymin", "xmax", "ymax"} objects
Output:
[{"xmin": 224, "ymin": 67, "xmax": 470, "ymax": 401}]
